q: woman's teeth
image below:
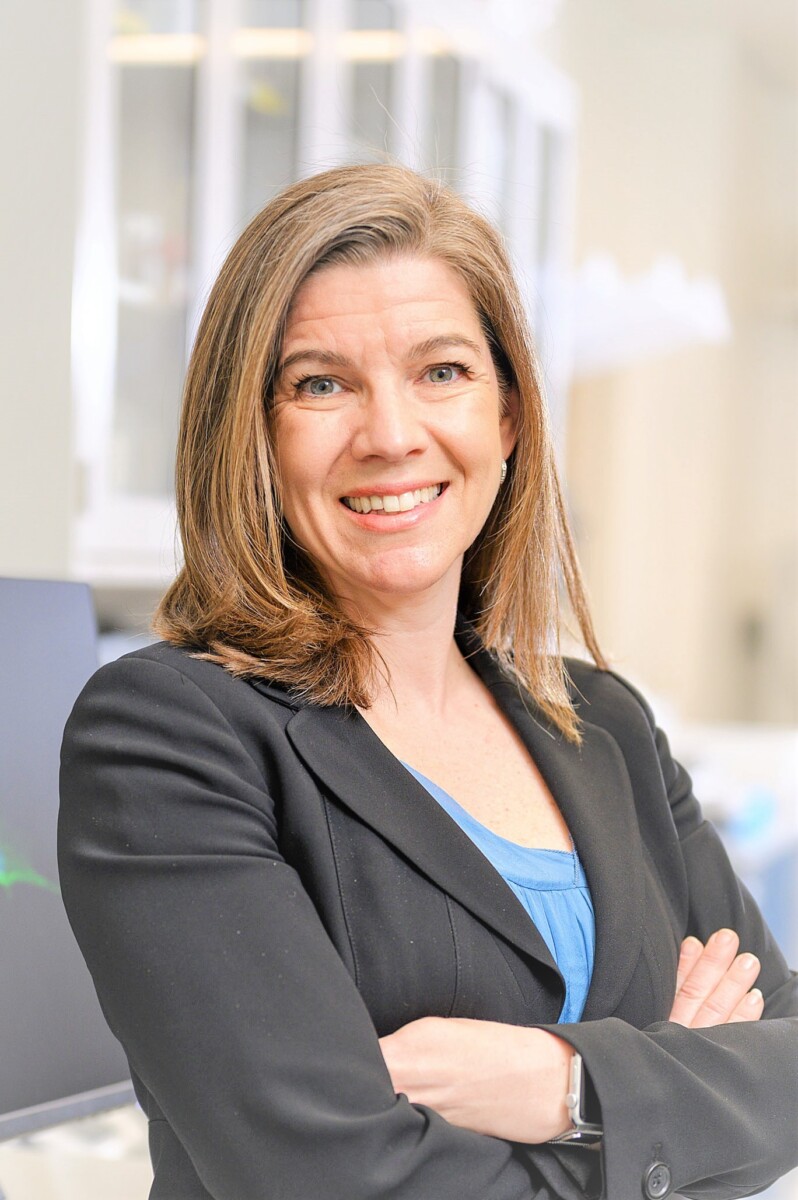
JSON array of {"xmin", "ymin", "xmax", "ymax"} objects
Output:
[{"xmin": 342, "ymin": 484, "xmax": 442, "ymax": 514}]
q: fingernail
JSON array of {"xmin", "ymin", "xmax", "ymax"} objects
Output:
[
  {"xmin": 715, "ymin": 929, "xmax": 736, "ymax": 947},
  {"xmin": 682, "ymin": 937, "xmax": 702, "ymax": 953},
  {"xmin": 740, "ymin": 954, "xmax": 759, "ymax": 972},
  {"xmin": 747, "ymin": 988, "xmax": 763, "ymax": 1005}
]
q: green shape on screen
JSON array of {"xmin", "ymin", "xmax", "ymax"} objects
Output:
[{"xmin": 0, "ymin": 843, "xmax": 60, "ymax": 895}]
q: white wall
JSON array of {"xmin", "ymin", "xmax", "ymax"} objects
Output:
[
  {"xmin": 0, "ymin": 3, "xmax": 83, "ymax": 578},
  {"xmin": 552, "ymin": 0, "xmax": 797, "ymax": 722}
]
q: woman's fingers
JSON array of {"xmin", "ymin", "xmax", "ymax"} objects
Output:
[
  {"xmin": 669, "ymin": 930, "xmax": 762, "ymax": 1027},
  {"xmin": 675, "ymin": 935, "xmax": 704, "ymax": 993},
  {"xmin": 727, "ymin": 986, "xmax": 765, "ymax": 1023},
  {"xmin": 688, "ymin": 950, "xmax": 762, "ymax": 1027},
  {"xmin": 670, "ymin": 929, "xmax": 740, "ymax": 1026}
]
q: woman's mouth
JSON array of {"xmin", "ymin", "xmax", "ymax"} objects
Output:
[{"xmin": 341, "ymin": 483, "xmax": 444, "ymax": 514}]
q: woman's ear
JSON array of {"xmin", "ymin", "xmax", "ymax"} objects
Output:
[{"xmin": 500, "ymin": 384, "xmax": 520, "ymax": 459}]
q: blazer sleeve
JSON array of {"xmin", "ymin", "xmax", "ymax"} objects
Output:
[
  {"xmin": 537, "ymin": 673, "xmax": 798, "ymax": 1200},
  {"xmin": 59, "ymin": 653, "xmax": 575, "ymax": 1200}
]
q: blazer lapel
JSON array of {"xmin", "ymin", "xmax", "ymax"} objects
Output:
[
  {"xmin": 470, "ymin": 650, "xmax": 646, "ymax": 1021},
  {"xmin": 284, "ymin": 701, "xmax": 564, "ymax": 989}
]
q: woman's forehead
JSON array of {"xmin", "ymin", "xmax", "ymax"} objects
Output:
[{"xmin": 282, "ymin": 255, "xmax": 487, "ymax": 352}]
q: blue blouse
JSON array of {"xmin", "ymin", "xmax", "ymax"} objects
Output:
[{"xmin": 403, "ymin": 764, "xmax": 595, "ymax": 1023}]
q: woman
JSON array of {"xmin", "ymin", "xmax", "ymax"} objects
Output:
[{"xmin": 58, "ymin": 164, "xmax": 797, "ymax": 1200}]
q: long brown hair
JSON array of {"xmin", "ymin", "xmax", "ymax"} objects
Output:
[{"xmin": 153, "ymin": 163, "xmax": 605, "ymax": 741}]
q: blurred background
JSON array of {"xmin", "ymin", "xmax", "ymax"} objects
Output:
[{"xmin": 0, "ymin": 0, "xmax": 795, "ymax": 1196}]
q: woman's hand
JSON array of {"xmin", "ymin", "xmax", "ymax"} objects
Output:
[
  {"xmin": 379, "ymin": 1016, "xmax": 573, "ymax": 1143},
  {"xmin": 669, "ymin": 929, "xmax": 764, "ymax": 1027}
]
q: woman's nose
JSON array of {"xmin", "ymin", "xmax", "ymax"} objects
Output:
[{"xmin": 350, "ymin": 385, "xmax": 428, "ymax": 461}]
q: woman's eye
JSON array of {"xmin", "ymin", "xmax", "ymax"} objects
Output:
[
  {"xmin": 426, "ymin": 363, "xmax": 465, "ymax": 384},
  {"xmin": 296, "ymin": 376, "xmax": 342, "ymax": 397}
]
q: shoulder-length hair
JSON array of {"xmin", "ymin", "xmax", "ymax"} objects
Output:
[{"xmin": 153, "ymin": 163, "xmax": 605, "ymax": 741}]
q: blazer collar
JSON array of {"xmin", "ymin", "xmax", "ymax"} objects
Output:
[{"xmin": 252, "ymin": 628, "xmax": 645, "ymax": 1018}]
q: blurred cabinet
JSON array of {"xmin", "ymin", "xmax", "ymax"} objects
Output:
[{"xmin": 72, "ymin": 0, "xmax": 576, "ymax": 588}]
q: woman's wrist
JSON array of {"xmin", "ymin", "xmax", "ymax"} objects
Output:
[
  {"xmin": 527, "ymin": 1029, "xmax": 575, "ymax": 1141},
  {"xmin": 546, "ymin": 1050, "xmax": 604, "ymax": 1146}
]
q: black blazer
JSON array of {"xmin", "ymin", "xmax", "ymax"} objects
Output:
[{"xmin": 58, "ymin": 630, "xmax": 798, "ymax": 1200}]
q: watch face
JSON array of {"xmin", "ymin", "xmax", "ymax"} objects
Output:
[{"xmin": 549, "ymin": 1054, "xmax": 603, "ymax": 1147}]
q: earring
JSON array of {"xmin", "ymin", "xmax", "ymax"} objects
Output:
[{"xmin": 500, "ymin": 460, "xmax": 507, "ymax": 485}]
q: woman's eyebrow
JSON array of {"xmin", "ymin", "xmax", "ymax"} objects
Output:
[
  {"xmin": 278, "ymin": 335, "xmax": 483, "ymax": 376},
  {"xmin": 407, "ymin": 334, "xmax": 483, "ymax": 360},
  {"xmin": 278, "ymin": 348, "xmax": 352, "ymax": 375}
]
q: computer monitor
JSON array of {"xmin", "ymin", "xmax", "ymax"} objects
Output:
[{"xmin": 0, "ymin": 578, "xmax": 133, "ymax": 1140}]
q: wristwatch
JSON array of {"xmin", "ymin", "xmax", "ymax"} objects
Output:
[{"xmin": 546, "ymin": 1052, "xmax": 603, "ymax": 1148}]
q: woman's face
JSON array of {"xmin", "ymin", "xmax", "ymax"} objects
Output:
[{"xmin": 271, "ymin": 255, "xmax": 518, "ymax": 615}]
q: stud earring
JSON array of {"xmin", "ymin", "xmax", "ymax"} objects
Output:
[{"xmin": 500, "ymin": 460, "xmax": 507, "ymax": 485}]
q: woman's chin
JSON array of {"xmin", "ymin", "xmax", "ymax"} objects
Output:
[{"xmin": 330, "ymin": 556, "xmax": 463, "ymax": 611}]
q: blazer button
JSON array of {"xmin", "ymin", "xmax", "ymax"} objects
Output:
[{"xmin": 643, "ymin": 1161, "xmax": 672, "ymax": 1199}]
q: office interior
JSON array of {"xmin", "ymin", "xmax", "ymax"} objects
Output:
[{"xmin": 0, "ymin": 0, "xmax": 795, "ymax": 1196}]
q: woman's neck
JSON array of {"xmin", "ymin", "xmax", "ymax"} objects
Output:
[{"xmin": 346, "ymin": 589, "xmax": 468, "ymax": 720}]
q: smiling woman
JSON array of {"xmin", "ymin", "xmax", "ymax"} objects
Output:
[
  {"xmin": 148, "ymin": 163, "xmax": 601, "ymax": 733},
  {"xmin": 58, "ymin": 165, "xmax": 798, "ymax": 1200}
]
